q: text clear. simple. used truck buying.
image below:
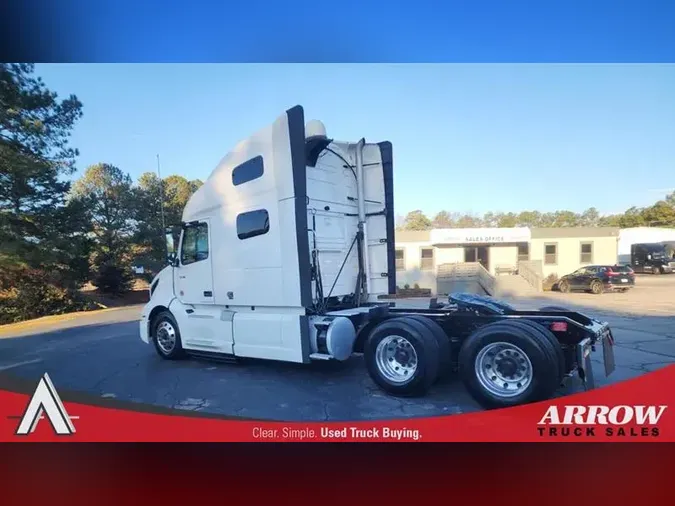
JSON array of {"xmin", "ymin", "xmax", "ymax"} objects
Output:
[{"xmin": 140, "ymin": 105, "xmax": 616, "ymax": 409}]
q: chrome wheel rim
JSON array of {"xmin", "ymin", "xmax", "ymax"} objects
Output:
[
  {"xmin": 156, "ymin": 320, "xmax": 176, "ymax": 354},
  {"xmin": 592, "ymin": 282, "xmax": 601, "ymax": 293},
  {"xmin": 375, "ymin": 335, "xmax": 418, "ymax": 384},
  {"xmin": 475, "ymin": 342, "xmax": 533, "ymax": 398}
]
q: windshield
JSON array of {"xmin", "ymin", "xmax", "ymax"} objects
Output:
[{"xmin": 640, "ymin": 243, "xmax": 666, "ymax": 253}]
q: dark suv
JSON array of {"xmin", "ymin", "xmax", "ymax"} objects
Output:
[{"xmin": 557, "ymin": 265, "xmax": 635, "ymax": 294}]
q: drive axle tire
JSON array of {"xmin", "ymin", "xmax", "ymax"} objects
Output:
[
  {"xmin": 364, "ymin": 317, "xmax": 441, "ymax": 397},
  {"xmin": 403, "ymin": 315, "xmax": 452, "ymax": 381},
  {"xmin": 458, "ymin": 320, "xmax": 561, "ymax": 409},
  {"xmin": 151, "ymin": 310, "xmax": 186, "ymax": 360},
  {"xmin": 505, "ymin": 319, "xmax": 566, "ymax": 386}
]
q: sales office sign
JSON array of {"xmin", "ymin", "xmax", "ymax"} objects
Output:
[{"xmin": 430, "ymin": 228, "xmax": 532, "ymax": 245}]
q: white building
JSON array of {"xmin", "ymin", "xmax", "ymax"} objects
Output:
[{"xmin": 395, "ymin": 226, "xmax": 621, "ymax": 293}]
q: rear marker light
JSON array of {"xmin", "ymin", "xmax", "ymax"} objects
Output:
[{"xmin": 551, "ymin": 322, "xmax": 568, "ymax": 332}]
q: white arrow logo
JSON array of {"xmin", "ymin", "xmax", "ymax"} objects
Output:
[{"xmin": 15, "ymin": 373, "xmax": 77, "ymax": 436}]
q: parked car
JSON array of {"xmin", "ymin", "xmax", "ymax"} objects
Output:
[{"xmin": 557, "ymin": 265, "xmax": 635, "ymax": 294}]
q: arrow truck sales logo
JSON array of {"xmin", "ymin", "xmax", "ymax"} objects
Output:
[
  {"xmin": 10, "ymin": 373, "xmax": 78, "ymax": 436},
  {"xmin": 537, "ymin": 405, "xmax": 668, "ymax": 438}
]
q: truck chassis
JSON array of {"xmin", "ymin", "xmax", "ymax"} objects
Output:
[{"xmin": 149, "ymin": 292, "xmax": 616, "ymax": 410}]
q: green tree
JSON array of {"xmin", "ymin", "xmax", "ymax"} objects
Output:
[
  {"xmin": 516, "ymin": 211, "xmax": 542, "ymax": 227},
  {"xmin": 456, "ymin": 214, "xmax": 484, "ymax": 228},
  {"xmin": 579, "ymin": 207, "xmax": 600, "ymax": 227},
  {"xmin": 641, "ymin": 201, "xmax": 675, "ymax": 227},
  {"xmin": 70, "ymin": 163, "xmax": 136, "ymax": 293},
  {"xmin": 0, "ymin": 64, "xmax": 94, "ymax": 322},
  {"xmin": 402, "ymin": 210, "xmax": 432, "ymax": 231},
  {"xmin": 432, "ymin": 210, "xmax": 454, "ymax": 228},
  {"xmin": 132, "ymin": 172, "xmax": 203, "ymax": 275},
  {"xmin": 497, "ymin": 212, "xmax": 518, "ymax": 227},
  {"xmin": 666, "ymin": 191, "xmax": 675, "ymax": 206},
  {"xmin": 619, "ymin": 206, "xmax": 646, "ymax": 228},
  {"xmin": 0, "ymin": 63, "xmax": 84, "ymax": 274}
]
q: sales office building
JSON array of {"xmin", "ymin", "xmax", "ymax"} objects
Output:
[{"xmin": 394, "ymin": 227, "xmax": 621, "ymax": 290}]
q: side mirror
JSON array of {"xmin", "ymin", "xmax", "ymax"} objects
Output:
[{"xmin": 165, "ymin": 226, "xmax": 179, "ymax": 266}]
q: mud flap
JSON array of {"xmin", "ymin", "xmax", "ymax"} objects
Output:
[{"xmin": 576, "ymin": 337, "xmax": 595, "ymax": 391}]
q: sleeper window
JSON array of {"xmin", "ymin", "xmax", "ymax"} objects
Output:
[
  {"xmin": 237, "ymin": 209, "xmax": 270, "ymax": 240},
  {"xmin": 232, "ymin": 156, "xmax": 264, "ymax": 186}
]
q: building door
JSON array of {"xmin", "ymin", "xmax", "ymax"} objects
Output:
[
  {"xmin": 477, "ymin": 246, "xmax": 489, "ymax": 271},
  {"xmin": 464, "ymin": 246, "xmax": 490, "ymax": 271}
]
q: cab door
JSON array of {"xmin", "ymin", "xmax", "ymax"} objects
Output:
[{"xmin": 176, "ymin": 219, "xmax": 214, "ymax": 305}]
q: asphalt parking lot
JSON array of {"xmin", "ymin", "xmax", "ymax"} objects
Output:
[{"xmin": 1, "ymin": 274, "xmax": 674, "ymax": 421}]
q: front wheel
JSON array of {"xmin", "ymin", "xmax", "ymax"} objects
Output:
[
  {"xmin": 652, "ymin": 266, "xmax": 662, "ymax": 275},
  {"xmin": 151, "ymin": 311, "xmax": 186, "ymax": 360},
  {"xmin": 558, "ymin": 280, "xmax": 570, "ymax": 293}
]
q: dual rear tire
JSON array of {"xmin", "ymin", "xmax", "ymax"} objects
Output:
[
  {"xmin": 365, "ymin": 316, "xmax": 564, "ymax": 409},
  {"xmin": 364, "ymin": 316, "xmax": 447, "ymax": 397}
]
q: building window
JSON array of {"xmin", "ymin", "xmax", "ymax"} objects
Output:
[
  {"xmin": 580, "ymin": 242, "xmax": 593, "ymax": 264},
  {"xmin": 232, "ymin": 155, "xmax": 264, "ymax": 186},
  {"xmin": 395, "ymin": 248, "xmax": 405, "ymax": 271},
  {"xmin": 420, "ymin": 248, "xmax": 434, "ymax": 270},
  {"xmin": 544, "ymin": 243, "xmax": 557, "ymax": 265},
  {"xmin": 518, "ymin": 243, "xmax": 529, "ymax": 261},
  {"xmin": 181, "ymin": 222, "xmax": 209, "ymax": 265},
  {"xmin": 236, "ymin": 209, "xmax": 270, "ymax": 240}
]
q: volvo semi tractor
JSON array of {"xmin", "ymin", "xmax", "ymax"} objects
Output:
[{"xmin": 140, "ymin": 105, "xmax": 616, "ymax": 409}]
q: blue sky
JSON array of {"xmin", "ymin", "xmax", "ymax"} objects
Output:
[{"xmin": 35, "ymin": 64, "xmax": 675, "ymax": 218}]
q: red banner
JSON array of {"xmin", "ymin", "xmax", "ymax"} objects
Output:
[{"xmin": 1, "ymin": 365, "xmax": 674, "ymax": 442}]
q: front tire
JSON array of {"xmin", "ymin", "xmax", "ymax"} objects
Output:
[
  {"xmin": 151, "ymin": 311, "xmax": 185, "ymax": 360},
  {"xmin": 364, "ymin": 317, "xmax": 441, "ymax": 397},
  {"xmin": 558, "ymin": 280, "xmax": 570, "ymax": 293},
  {"xmin": 458, "ymin": 320, "xmax": 561, "ymax": 409},
  {"xmin": 652, "ymin": 266, "xmax": 662, "ymax": 275}
]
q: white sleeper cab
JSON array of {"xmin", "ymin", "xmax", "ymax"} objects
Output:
[{"xmin": 140, "ymin": 105, "xmax": 617, "ymax": 409}]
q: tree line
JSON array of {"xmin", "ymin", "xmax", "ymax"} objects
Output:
[
  {"xmin": 397, "ymin": 197, "xmax": 675, "ymax": 232},
  {"xmin": 0, "ymin": 64, "xmax": 202, "ymax": 323}
]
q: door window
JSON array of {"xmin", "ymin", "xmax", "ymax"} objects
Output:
[{"xmin": 181, "ymin": 223, "xmax": 209, "ymax": 265}]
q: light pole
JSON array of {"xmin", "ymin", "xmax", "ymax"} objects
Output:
[{"xmin": 156, "ymin": 154, "xmax": 167, "ymax": 254}]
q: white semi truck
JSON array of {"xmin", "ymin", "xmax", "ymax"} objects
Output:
[{"xmin": 140, "ymin": 105, "xmax": 616, "ymax": 409}]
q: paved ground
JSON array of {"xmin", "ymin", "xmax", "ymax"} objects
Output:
[{"xmin": 0, "ymin": 274, "xmax": 674, "ymax": 421}]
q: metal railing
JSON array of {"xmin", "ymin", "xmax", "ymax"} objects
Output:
[
  {"xmin": 436, "ymin": 262, "xmax": 496, "ymax": 295},
  {"xmin": 517, "ymin": 260, "xmax": 543, "ymax": 292}
]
